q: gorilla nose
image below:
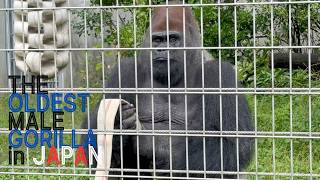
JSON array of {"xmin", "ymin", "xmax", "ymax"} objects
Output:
[{"xmin": 156, "ymin": 48, "xmax": 166, "ymax": 53}]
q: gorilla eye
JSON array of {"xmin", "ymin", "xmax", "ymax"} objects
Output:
[
  {"xmin": 170, "ymin": 37, "xmax": 177, "ymax": 43},
  {"xmin": 153, "ymin": 37, "xmax": 162, "ymax": 43}
]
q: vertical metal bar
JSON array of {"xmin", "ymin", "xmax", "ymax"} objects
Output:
[
  {"xmin": 182, "ymin": 0, "xmax": 189, "ymax": 178},
  {"xmin": 288, "ymin": 1, "xmax": 294, "ymax": 179},
  {"xmin": 217, "ymin": 0, "xmax": 223, "ymax": 178},
  {"xmin": 200, "ymin": 0, "xmax": 206, "ymax": 179},
  {"xmin": 66, "ymin": 0, "xmax": 76, "ymax": 178},
  {"xmin": 233, "ymin": 1, "xmax": 240, "ymax": 178},
  {"xmin": 165, "ymin": 1, "xmax": 173, "ymax": 178},
  {"xmin": 132, "ymin": 0, "xmax": 140, "ymax": 178},
  {"xmin": 99, "ymin": 0, "xmax": 105, "ymax": 95},
  {"xmin": 4, "ymin": 0, "xmax": 11, "ymax": 87},
  {"xmin": 36, "ymin": 0, "xmax": 41, "ymax": 82},
  {"xmin": 53, "ymin": 1, "xmax": 58, "ymax": 88},
  {"xmin": 9, "ymin": 0, "xmax": 16, "ymax": 179},
  {"xmin": 84, "ymin": 1, "xmax": 88, "ymax": 90},
  {"xmin": 35, "ymin": 0, "xmax": 44, "ymax": 178},
  {"xmin": 9, "ymin": 0, "xmax": 15, "ymax": 77},
  {"xmin": 52, "ymin": 1, "xmax": 62, "ymax": 179},
  {"xmin": 99, "ymin": 0, "xmax": 107, "ymax": 176},
  {"xmin": 307, "ymin": 1, "xmax": 313, "ymax": 179},
  {"xmin": 270, "ymin": 1, "xmax": 276, "ymax": 179},
  {"xmin": 22, "ymin": 0, "xmax": 30, "ymax": 178},
  {"xmin": 84, "ymin": 0, "xmax": 92, "ymax": 176},
  {"xmin": 115, "ymin": 1, "xmax": 124, "ymax": 178},
  {"xmin": 252, "ymin": 1, "xmax": 258, "ymax": 179},
  {"xmin": 149, "ymin": 0, "xmax": 156, "ymax": 177}
]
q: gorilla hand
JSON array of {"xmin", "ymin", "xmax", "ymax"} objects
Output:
[{"xmin": 120, "ymin": 101, "xmax": 142, "ymax": 130}]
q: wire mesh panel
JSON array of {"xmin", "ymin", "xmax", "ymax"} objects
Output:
[{"xmin": 0, "ymin": 0, "xmax": 320, "ymax": 179}]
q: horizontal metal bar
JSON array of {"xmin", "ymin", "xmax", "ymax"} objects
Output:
[
  {"xmin": 1, "ymin": 129, "xmax": 318, "ymax": 139},
  {"xmin": 2, "ymin": 128, "xmax": 318, "ymax": 136},
  {"xmin": 0, "ymin": 170, "xmax": 319, "ymax": 179},
  {"xmin": 1, "ymin": 1, "xmax": 320, "ymax": 11},
  {"xmin": 1, "ymin": 91, "xmax": 318, "ymax": 95},
  {"xmin": 0, "ymin": 88, "xmax": 319, "ymax": 95},
  {"xmin": 1, "ymin": 87, "xmax": 320, "ymax": 92},
  {"xmin": 2, "ymin": 45, "xmax": 320, "ymax": 51}
]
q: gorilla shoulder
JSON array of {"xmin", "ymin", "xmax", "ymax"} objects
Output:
[
  {"xmin": 107, "ymin": 58, "xmax": 136, "ymax": 89},
  {"xmin": 195, "ymin": 60, "xmax": 237, "ymax": 88}
]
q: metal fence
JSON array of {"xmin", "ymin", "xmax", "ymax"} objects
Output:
[{"xmin": 0, "ymin": 0, "xmax": 320, "ymax": 179}]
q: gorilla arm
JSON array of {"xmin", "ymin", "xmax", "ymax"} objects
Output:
[
  {"xmin": 202, "ymin": 60, "xmax": 254, "ymax": 172},
  {"xmin": 81, "ymin": 58, "xmax": 139, "ymax": 169}
]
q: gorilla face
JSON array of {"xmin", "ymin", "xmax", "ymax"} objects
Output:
[
  {"xmin": 152, "ymin": 31, "xmax": 184, "ymax": 86},
  {"xmin": 138, "ymin": 5, "xmax": 202, "ymax": 87}
]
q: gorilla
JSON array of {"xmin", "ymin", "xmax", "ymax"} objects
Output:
[{"xmin": 81, "ymin": 1, "xmax": 254, "ymax": 179}]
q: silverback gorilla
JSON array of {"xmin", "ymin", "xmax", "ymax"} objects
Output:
[{"xmin": 81, "ymin": 1, "xmax": 254, "ymax": 179}]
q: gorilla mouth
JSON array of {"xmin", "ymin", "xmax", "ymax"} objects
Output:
[
  {"xmin": 154, "ymin": 57, "xmax": 168, "ymax": 61},
  {"xmin": 154, "ymin": 57, "xmax": 176, "ymax": 62}
]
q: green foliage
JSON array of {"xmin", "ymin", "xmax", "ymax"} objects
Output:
[
  {"xmin": 238, "ymin": 3, "xmax": 320, "ymax": 87},
  {"xmin": 256, "ymin": 3, "xmax": 320, "ymax": 51},
  {"xmin": 192, "ymin": 4, "xmax": 253, "ymax": 60}
]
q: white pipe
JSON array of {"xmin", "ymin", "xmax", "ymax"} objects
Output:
[{"xmin": 13, "ymin": 0, "xmax": 69, "ymax": 78}]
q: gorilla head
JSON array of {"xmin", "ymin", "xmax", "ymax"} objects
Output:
[{"xmin": 139, "ymin": 2, "xmax": 203, "ymax": 87}]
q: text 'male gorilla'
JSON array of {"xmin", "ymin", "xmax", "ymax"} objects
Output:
[{"xmin": 82, "ymin": 1, "xmax": 254, "ymax": 179}]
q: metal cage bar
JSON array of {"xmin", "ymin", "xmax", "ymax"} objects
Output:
[{"xmin": 0, "ymin": 0, "xmax": 319, "ymax": 179}]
